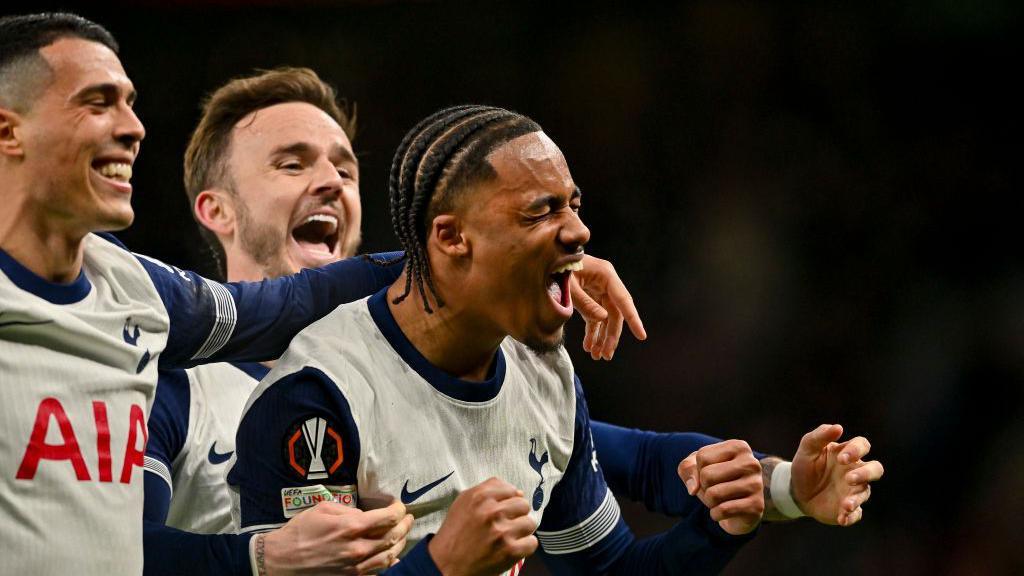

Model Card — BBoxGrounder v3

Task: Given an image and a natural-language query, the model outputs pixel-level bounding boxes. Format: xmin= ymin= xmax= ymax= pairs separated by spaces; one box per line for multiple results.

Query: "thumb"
xmin=796 ymin=423 xmax=844 ymax=460
xmin=677 ymin=452 xmax=700 ymax=496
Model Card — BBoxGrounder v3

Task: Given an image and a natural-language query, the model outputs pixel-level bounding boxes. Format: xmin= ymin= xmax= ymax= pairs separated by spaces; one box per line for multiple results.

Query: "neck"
xmin=0 ymin=190 xmax=87 ymax=283
xmin=386 ymin=271 xmax=504 ymax=382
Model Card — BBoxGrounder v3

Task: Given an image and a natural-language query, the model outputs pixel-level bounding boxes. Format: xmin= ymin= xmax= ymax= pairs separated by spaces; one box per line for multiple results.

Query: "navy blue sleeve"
xmin=380 ymin=537 xmax=442 ymax=576
xmin=536 ymin=377 xmax=754 ymax=575
xmin=143 ymin=369 xmax=190 ymax=524
xmin=135 ymin=252 xmax=404 ymax=369
xmin=228 ymin=366 xmax=361 ymax=531
xmin=593 ymin=421 xmax=718 ymax=517
xmin=593 ymin=421 xmax=768 ymax=517
xmin=143 ymin=520 xmax=252 ymax=576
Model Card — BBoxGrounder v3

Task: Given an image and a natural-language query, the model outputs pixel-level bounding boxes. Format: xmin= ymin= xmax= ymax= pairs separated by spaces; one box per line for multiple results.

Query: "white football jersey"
xmin=0 ymin=234 xmax=171 ymax=576
xmin=229 ymin=290 xmax=622 ymax=574
xmin=1 ymin=235 xmax=400 ymax=575
xmin=145 ymin=362 xmax=266 ymax=534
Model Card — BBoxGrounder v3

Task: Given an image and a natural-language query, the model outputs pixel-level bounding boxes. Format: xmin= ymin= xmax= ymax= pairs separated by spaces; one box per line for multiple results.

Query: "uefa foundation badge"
xmin=281 ymin=485 xmax=358 ymax=518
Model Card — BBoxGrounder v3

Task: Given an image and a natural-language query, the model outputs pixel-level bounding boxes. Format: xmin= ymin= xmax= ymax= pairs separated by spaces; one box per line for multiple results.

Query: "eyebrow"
xmin=271 ymin=142 xmax=358 ymax=166
xmin=72 ymin=82 xmax=137 ymax=105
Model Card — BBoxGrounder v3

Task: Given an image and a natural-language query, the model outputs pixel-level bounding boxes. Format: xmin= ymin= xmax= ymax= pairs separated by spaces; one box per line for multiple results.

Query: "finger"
xmin=846 ymin=460 xmax=884 ymax=485
xmin=697 ymin=455 xmax=761 ymax=489
xmin=842 ymin=486 xmax=872 ymax=513
xmin=606 ymin=281 xmax=646 ymax=341
xmin=839 ymin=506 xmax=863 ymax=526
xmin=695 ymin=439 xmax=753 ymax=469
xmin=474 ymin=477 xmax=521 ymax=500
xmin=506 ymin=534 xmax=540 ymax=559
xmin=570 ymin=276 xmax=608 ymax=324
xmin=702 ymin=474 xmax=763 ymax=508
xmin=836 ymin=436 xmax=871 ymax=465
xmin=677 ymin=453 xmax=700 ymax=495
xmin=494 ymin=494 xmax=532 ymax=520
xmin=582 ymin=318 xmax=599 ymax=353
xmin=349 ymin=500 xmax=407 ymax=533
xmin=585 ymin=321 xmax=604 ymax=359
xmin=597 ymin=307 xmax=624 ymax=360
xmin=796 ymin=424 xmax=844 ymax=460
xmin=711 ymin=494 xmax=765 ymax=521
xmin=354 ymin=530 xmax=408 ymax=574
xmin=503 ymin=512 xmax=539 ymax=539
xmin=591 ymin=316 xmax=610 ymax=360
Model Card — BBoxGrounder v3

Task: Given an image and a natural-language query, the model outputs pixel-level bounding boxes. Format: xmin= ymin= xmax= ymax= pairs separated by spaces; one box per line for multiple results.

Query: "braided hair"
xmin=385 ymin=105 xmax=541 ymax=313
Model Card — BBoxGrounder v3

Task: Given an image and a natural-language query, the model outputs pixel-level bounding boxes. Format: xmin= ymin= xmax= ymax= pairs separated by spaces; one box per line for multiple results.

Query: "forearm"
xmin=592 ymin=421 xmax=721 ymax=516
xmin=607 ymin=509 xmax=755 ymax=576
xmin=143 ymin=520 xmax=252 ymax=576
xmin=206 ymin=253 xmax=403 ymax=364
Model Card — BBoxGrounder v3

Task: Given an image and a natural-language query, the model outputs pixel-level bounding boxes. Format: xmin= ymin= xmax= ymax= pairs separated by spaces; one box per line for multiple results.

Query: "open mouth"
xmin=547 ymin=260 xmax=584 ymax=311
xmin=291 ymin=214 xmax=340 ymax=257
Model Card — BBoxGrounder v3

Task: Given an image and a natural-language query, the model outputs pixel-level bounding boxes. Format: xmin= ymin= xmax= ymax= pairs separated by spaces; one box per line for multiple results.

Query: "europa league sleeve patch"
xmin=282 ymin=415 xmax=344 ymax=481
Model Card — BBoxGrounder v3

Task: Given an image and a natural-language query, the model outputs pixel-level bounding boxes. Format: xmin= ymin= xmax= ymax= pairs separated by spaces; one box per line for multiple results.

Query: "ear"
xmin=429 ymin=214 xmax=469 ymax=258
xmin=194 ymin=189 xmax=236 ymax=238
xmin=0 ymin=107 xmax=24 ymax=158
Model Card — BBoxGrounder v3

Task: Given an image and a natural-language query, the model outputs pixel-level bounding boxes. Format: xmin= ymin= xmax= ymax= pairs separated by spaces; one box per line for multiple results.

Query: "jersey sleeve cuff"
xmin=385 ymin=535 xmax=441 ymax=576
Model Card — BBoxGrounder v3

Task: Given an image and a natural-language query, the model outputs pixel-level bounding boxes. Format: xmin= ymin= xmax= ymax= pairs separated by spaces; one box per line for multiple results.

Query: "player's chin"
xmin=521 ymin=327 xmax=565 ymax=357
xmin=95 ymin=202 xmax=135 ymax=231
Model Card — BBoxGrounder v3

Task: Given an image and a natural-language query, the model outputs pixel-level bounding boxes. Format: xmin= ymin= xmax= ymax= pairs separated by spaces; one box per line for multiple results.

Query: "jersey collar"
xmin=367 ymin=288 xmax=506 ymax=403
xmin=0 ymin=247 xmax=92 ymax=304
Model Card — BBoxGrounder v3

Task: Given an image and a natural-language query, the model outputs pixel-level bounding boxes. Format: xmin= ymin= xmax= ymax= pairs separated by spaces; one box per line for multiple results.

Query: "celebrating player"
xmin=147 ymin=70 xmax=882 ymax=574
xmin=226 ymin=105 xmax=873 ymax=574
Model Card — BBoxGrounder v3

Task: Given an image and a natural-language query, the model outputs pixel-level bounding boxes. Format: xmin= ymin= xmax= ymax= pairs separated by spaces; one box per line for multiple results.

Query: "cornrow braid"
xmin=386 ymin=105 xmax=542 ymax=313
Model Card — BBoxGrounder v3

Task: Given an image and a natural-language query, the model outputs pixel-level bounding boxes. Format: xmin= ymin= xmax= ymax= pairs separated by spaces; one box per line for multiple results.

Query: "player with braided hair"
xmin=230 ymin=105 xmax=767 ymax=575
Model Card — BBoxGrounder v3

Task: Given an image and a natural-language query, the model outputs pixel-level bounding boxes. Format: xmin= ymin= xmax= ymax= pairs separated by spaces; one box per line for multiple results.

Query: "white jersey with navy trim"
xmin=229 ymin=289 xmax=622 ymax=574
xmin=145 ymin=362 xmax=266 ymax=534
xmin=1 ymin=234 xmax=402 ymax=576
xmin=0 ymin=234 xmax=174 ymax=576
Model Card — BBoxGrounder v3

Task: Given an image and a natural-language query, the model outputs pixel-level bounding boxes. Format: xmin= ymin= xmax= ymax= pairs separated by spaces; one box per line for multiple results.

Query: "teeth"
xmin=302 ymin=214 xmax=339 ymax=233
xmin=552 ymin=260 xmax=584 ymax=275
xmin=97 ymin=162 xmax=132 ymax=181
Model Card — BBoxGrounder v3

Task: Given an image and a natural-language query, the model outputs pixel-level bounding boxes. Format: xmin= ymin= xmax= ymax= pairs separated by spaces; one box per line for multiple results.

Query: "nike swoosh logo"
xmin=207 ymin=442 xmax=233 ymax=465
xmin=401 ymin=470 xmax=454 ymax=504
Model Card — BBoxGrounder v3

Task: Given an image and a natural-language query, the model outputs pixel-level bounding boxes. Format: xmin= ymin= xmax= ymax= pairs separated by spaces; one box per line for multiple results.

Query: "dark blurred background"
xmin=10 ymin=1 xmax=1022 ymax=573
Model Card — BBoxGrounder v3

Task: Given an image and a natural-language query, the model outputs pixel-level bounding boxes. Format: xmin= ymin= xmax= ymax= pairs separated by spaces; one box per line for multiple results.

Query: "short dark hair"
xmin=387 ymin=105 xmax=541 ymax=312
xmin=0 ymin=13 xmax=119 ymax=111
xmin=183 ymin=67 xmax=356 ymax=274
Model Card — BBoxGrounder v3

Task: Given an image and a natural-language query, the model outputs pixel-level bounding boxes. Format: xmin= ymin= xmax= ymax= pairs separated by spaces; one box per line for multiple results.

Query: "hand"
xmin=263 ymin=499 xmax=413 ymax=575
xmin=570 ymin=255 xmax=647 ymax=361
xmin=789 ymin=424 xmax=885 ymax=526
xmin=677 ymin=439 xmax=764 ymax=535
xmin=428 ymin=477 xmax=538 ymax=576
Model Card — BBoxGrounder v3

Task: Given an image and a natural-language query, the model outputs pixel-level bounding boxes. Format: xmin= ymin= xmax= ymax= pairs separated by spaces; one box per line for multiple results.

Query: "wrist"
xmin=768 ymin=461 xmax=806 ymax=519
xmin=426 ymin=534 xmax=457 ymax=576
xmin=249 ymin=533 xmax=268 ymax=576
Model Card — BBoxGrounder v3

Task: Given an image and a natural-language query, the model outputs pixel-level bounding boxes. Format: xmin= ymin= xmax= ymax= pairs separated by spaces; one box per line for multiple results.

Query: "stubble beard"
xmin=523 ymin=330 xmax=566 ymax=358
xmin=234 ymin=196 xmax=293 ymax=280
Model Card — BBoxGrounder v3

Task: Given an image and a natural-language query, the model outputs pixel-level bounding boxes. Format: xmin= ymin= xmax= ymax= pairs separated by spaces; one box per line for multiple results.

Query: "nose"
xmin=113 ymin=103 xmax=145 ymax=148
xmin=310 ymin=156 xmax=343 ymax=200
xmin=559 ymin=210 xmax=590 ymax=253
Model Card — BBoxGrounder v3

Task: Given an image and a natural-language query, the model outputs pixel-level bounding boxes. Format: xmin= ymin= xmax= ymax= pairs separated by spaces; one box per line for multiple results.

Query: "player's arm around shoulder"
xmin=230 ymin=365 xmax=412 ymax=576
